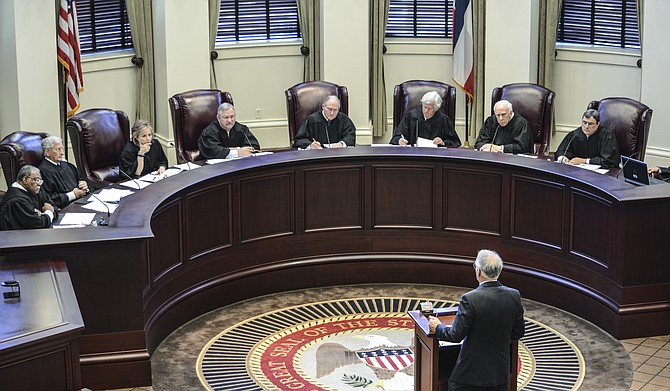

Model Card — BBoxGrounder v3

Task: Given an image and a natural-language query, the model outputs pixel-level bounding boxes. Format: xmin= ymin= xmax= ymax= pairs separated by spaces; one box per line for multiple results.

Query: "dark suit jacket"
xmin=434 ymin=280 xmax=525 ymax=387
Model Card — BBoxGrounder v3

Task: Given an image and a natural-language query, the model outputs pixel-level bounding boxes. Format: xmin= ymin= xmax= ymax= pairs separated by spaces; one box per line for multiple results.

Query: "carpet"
xmin=151 ymin=284 xmax=632 ymax=390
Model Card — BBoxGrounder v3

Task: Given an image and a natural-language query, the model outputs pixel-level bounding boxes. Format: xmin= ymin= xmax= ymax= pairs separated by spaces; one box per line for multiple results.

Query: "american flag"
xmin=57 ymin=0 xmax=84 ymax=117
xmin=452 ymin=0 xmax=474 ymax=100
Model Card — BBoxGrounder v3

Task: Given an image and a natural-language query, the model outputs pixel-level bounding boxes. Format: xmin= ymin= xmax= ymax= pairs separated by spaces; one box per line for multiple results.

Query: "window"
xmin=557 ymin=0 xmax=640 ymax=49
xmin=216 ymin=0 xmax=300 ymax=45
xmin=386 ymin=0 xmax=453 ymax=39
xmin=76 ymin=0 xmax=132 ymax=54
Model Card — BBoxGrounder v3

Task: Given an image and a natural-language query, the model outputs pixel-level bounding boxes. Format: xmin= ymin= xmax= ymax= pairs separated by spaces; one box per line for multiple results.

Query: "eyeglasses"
xmin=324 ymin=106 xmax=339 ymax=112
xmin=28 ymin=177 xmax=43 ymax=185
xmin=581 ymin=120 xmax=598 ymax=127
xmin=49 ymin=146 xmax=65 ymax=152
xmin=220 ymin=115 xmax=236 ymax=120
xmin=473 ymin=263 xmax=478 ymax=270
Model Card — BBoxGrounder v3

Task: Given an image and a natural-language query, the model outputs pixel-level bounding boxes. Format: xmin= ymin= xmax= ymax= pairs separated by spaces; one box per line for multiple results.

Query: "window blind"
xmin=558 ymin=0 xmax=640 ymax=49
xmin=76 ymin=0 xmax=132 ymax=54
xmin=386 ymin=0 xmax=452 ymax=39
xmin=216 ymin=0 xmax=300 ymax=44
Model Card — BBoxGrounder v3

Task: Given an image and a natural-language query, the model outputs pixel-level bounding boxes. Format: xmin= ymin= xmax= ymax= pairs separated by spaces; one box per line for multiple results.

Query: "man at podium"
xmin=429 ymin=250 xmax=525 ymax=391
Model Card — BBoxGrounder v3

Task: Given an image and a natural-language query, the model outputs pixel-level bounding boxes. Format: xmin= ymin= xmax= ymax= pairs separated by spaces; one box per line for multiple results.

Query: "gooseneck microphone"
xmin=490 ymin=125 xmax=501 ymax=152
xmin=242 ymin=130 xmax=256 ymax=154
xmin=616 ymin=152 xmax=639 ymax=178
xmin=325 ymin=120 xmax=332 ymax=148
xmin=557 ymin=133 xmax=578 ymax=163
xmin=415 ymin=118 xmax=420 ymax=147
xmin=119 ymin=168 xmax=141 ymax=189
xmin=89 ymin=192 xmax=110 ymax=226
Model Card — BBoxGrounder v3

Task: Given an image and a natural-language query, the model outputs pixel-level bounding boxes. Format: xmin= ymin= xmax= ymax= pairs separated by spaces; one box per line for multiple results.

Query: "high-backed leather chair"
xmin=169 ymin=89 xmax=235 ymax=163
xmin=393 ymin=80 xmax=457 ymax=131
xmin=66 ymin=108 xmax=130 ymax=189
xmin=586 ymin=97 xmax=653 ymax=160
xmin=0 ymin=131 xmax=50 ymax=188
xmin=285 ymin=81 xmax=348 ymax=146
xmin=491 ymin=83 xmax=555 ymax=155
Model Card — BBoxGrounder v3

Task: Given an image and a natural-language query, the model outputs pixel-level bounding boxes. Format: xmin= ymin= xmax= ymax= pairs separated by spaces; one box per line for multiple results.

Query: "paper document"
xmin=119 ymin=179 xmax=152 ymax=189
xmin=82 ymin=198 xmax=118 ymax=213
xmin=174 ymin=162 xmax=200 ymax=171
xmin=58 ymin=212 xmax=96 ymax=225
xmin=206 ymin=158 xmax=232 ymax=164
xmin=416 ymin=137 xmax=438 ymax=148
xmin=95 ymin=188 xmax=134 ymax=202
xmin=252 ymin=151 xmax=274 ymax=157
xmin=438 ymin=341 xmax=463 ymax=347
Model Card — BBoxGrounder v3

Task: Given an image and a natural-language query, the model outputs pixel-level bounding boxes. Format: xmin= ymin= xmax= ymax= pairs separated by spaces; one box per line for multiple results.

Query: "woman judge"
xmin=120 ymin=119 xmax=168 ymax=178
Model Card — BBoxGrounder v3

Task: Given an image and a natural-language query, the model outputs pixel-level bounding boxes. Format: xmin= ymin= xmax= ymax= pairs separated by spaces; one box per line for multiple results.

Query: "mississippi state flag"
xmin=57 ymin=0 xmax=84 ymax=117
xmin=452 ymin=0 xmax=474 ymax=100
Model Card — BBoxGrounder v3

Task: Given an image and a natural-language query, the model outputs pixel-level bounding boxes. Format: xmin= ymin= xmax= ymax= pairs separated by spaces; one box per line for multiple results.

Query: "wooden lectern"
xmin=408 ymin=309 xmax=518 ymax=391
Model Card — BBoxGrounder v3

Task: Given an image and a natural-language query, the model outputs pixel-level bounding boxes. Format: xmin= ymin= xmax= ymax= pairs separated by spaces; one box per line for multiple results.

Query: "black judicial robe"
xmin=119 ymin=138 xmax=169 ymax=178
xmin=292 ymin=111 xmax=356 ymax=149
xmin=475 ymin=114 xmax=533 ymax=154
xmin=554 ymin=127 xmax=620 ymax=169
xmin=198 ymin=121 xmax=260 ymax=159
xmin=38 ymin=159 xmax=82 ymax=209
xmin=390 ymin=108 xmax=461 ymax=147
xmin=0 ymin=185 xmax=56 ymax=230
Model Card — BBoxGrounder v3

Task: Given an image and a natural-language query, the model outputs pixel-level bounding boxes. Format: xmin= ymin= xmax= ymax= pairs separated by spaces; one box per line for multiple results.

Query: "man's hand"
xmin=481 ymin=143 xmax=502 ymax=153
xmin=42 ymin=203 xmax=55 ymax=213
xmin=433 ymin=137 xmax=444 ymax=146
xmin=238 ymin=146 xmax=254 ymax=157
xmin=569 ymin=157 xmax=587 ymax=165
xmin=309 ymin=139 xmax=323 ymax=149
xmin=428 ymin=316 xmax=441 ymax=333
xmin=73 ymin=187 xmax=87 ymax=198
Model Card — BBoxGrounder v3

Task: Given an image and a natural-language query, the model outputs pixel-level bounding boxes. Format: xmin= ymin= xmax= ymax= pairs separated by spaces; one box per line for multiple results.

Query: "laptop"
xmin=621 ymin=156 xmax=665 ymax=186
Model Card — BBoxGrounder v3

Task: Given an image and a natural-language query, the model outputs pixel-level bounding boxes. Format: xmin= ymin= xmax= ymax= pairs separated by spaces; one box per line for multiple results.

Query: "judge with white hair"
xmin=390 ymin=90 xmax=461 ymax=147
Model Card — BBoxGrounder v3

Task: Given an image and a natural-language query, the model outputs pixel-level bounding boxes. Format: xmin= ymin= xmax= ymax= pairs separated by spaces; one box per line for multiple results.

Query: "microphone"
xmin=242 ymin=129 xmax=257 ymax=155
xmin=557 ymin=134 xmax=577 ymax=164
xmin=119 ymin=168 xmax=142 ymax=189
xmin=489 ymin=125 xmax=500 ymax=152
xmin=415 ymin=118 xmax=420 ymax=147
xmin=89 ymin=192 xmax=110 ymax=226
xmin=325 ymin=120 xmax=332 ymax=148
xmin=616 ymin=152 xmax=639 ymax=178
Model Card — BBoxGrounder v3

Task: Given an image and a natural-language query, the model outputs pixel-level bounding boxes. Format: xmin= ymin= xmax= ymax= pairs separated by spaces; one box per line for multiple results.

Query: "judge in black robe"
xmin=38 ymin=136 xmax=89 ymax=208
xmin=390 ymin=91 xmax=461 ymax=147
xmin=475 ymin=100 xmax=533 ymax=154
xmin=292 ymin=96 xmax=356 ymax=149
xmin=555 ymin=109 xmax=620 ymax=169
xmin=198 ymin=103 xmax=260 ymax=159
xmin=119 ymin=119 xmax=169 ymax=178
xmin=0 ymin=165 xmax=57 ymax=230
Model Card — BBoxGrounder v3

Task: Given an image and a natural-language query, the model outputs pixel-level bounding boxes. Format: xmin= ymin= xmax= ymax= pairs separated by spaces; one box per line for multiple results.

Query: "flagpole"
xmin=464 ymin=95 xmax=470 ymax=148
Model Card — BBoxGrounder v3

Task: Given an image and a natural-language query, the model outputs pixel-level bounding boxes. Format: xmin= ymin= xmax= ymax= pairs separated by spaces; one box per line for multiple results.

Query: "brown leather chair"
xmin=0 ymin=131 xmax=50 ymax=188
xmin=168 ymin=89 xmax=235 ymax=163
xmin=491 ymin=83 xmax=555 ymax=155
xmin=393 ymin=80 xmax=457 ymax=130
xmin=66 ymin=108 xmax=130 ymax=189
xmin=285 ymin=81 xmax=348 ymax=146
xmin=586 ymin=97 xmax=652 ymax=160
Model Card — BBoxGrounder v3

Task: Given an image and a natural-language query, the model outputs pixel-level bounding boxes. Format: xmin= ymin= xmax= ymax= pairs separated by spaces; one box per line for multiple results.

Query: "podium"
xmin=408 ymin=309 xmax=518 ymax=391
